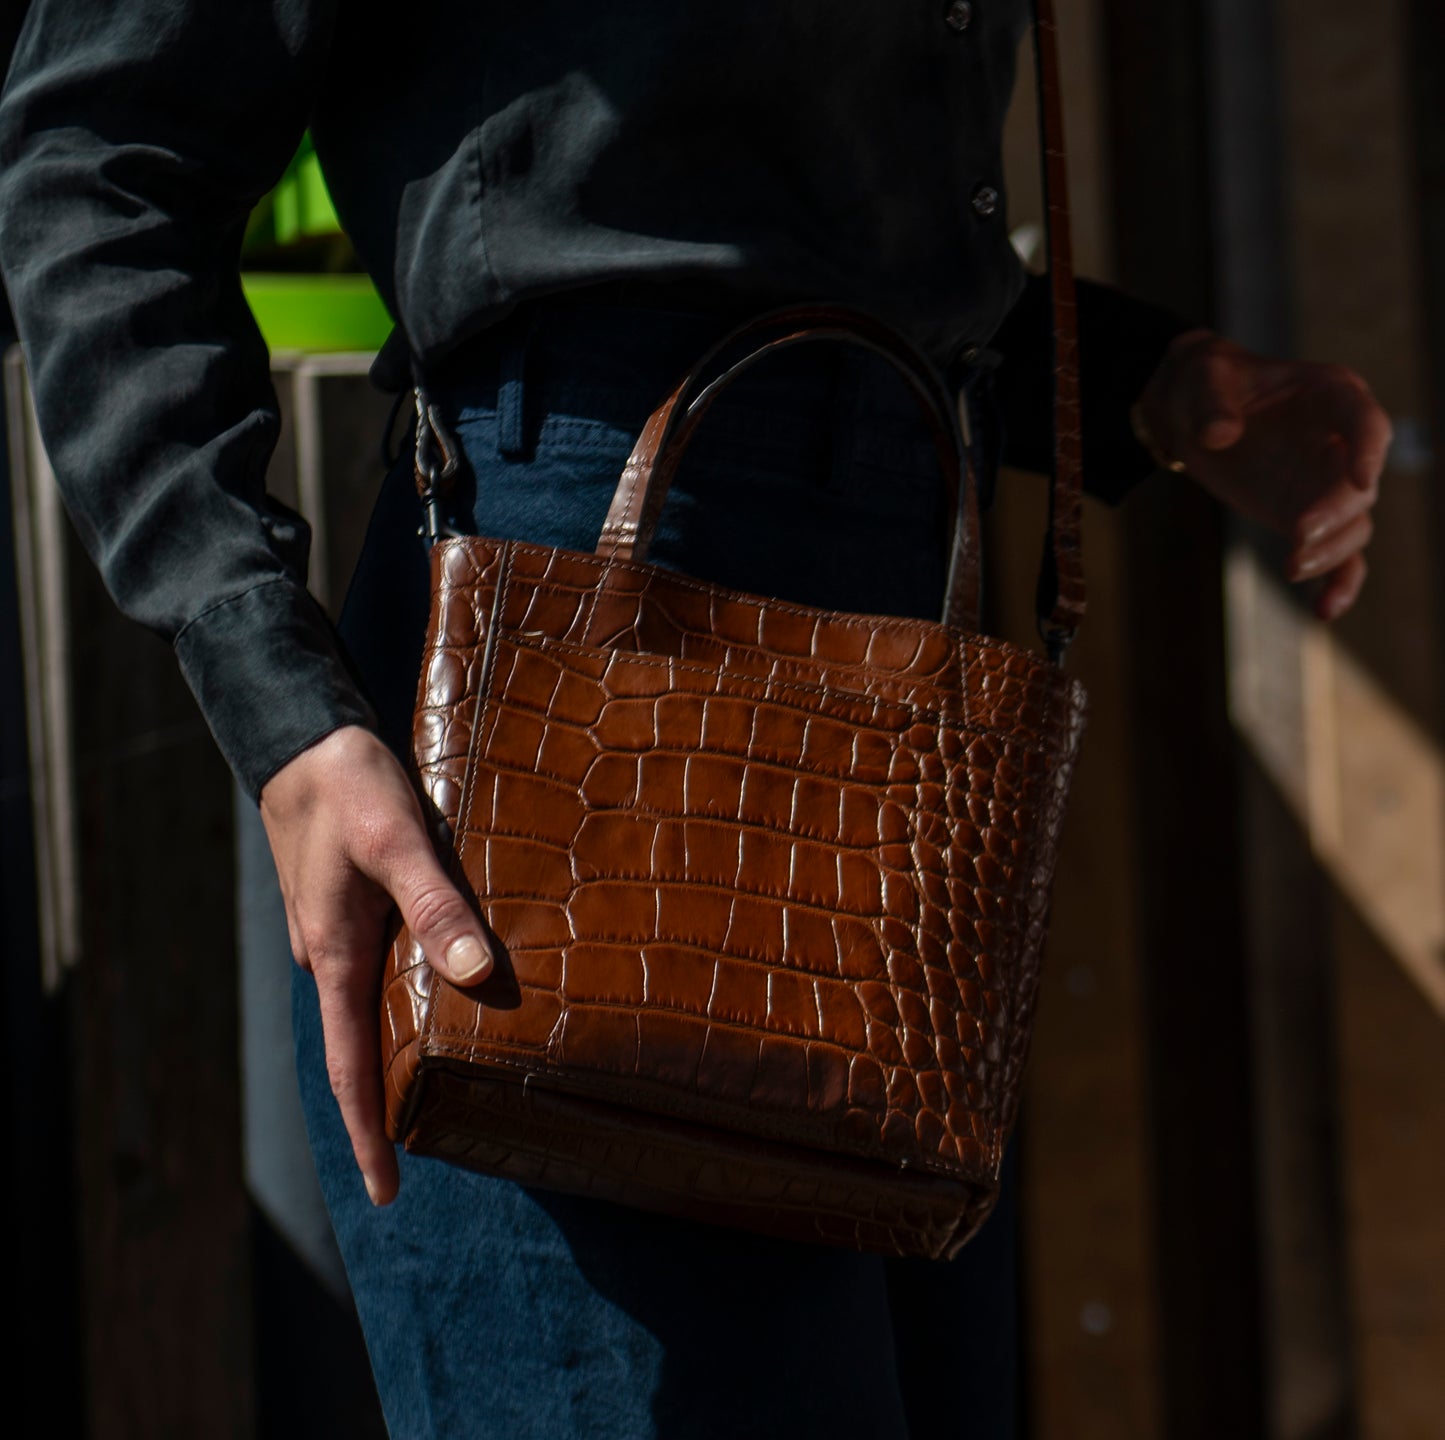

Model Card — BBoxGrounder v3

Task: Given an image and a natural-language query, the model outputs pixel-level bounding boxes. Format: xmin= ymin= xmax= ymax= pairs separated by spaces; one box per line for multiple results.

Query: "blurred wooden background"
xmin=1002 ymin=3 xmax=1445 ymax=1438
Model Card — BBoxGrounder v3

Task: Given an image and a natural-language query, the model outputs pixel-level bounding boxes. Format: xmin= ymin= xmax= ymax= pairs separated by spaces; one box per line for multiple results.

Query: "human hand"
xmin=1133 ymin=329 xmax=1392 ymax=620
xmin=258 ymin=724 xmax=494 ymax=1205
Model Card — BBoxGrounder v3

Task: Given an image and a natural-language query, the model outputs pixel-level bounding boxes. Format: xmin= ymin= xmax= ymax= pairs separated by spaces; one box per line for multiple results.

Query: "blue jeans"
xmin=294 ymin=302 xmax=1019 ymax=1439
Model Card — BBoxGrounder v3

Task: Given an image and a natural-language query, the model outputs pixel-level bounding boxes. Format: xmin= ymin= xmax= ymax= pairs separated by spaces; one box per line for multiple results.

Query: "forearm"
xmin=0 ymin=0 xmax=371 ymax=798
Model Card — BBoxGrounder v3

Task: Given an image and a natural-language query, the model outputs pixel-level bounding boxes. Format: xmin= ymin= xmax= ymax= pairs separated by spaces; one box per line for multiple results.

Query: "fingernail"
xmin=446 ymin=935 xmax=492 ymax=982
xmin=364 ymin=1173 xmax=382 ymax=1207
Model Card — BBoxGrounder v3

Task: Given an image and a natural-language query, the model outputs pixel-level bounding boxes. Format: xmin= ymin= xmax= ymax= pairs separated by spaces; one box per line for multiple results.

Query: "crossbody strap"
xmin=1031 ymin=0 xmax=1085 ymax=659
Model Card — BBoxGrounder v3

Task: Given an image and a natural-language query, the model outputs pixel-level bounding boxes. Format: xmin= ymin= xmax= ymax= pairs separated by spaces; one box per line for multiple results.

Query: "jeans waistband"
xmin=417 ymin=297 xmax=1003 ymax=501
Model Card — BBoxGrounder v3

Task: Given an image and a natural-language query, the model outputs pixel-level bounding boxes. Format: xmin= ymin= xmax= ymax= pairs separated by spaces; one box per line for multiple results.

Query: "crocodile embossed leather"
xmin=381 ymin=0 xmax=1087 ymax=1260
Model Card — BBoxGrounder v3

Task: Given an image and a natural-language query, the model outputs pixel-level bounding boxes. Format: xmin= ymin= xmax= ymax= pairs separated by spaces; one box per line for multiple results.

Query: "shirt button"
xmin=971 ymin=184 xmax=1000 ymax=219
xmin=944 ymin=1 xmax=974 ymax=31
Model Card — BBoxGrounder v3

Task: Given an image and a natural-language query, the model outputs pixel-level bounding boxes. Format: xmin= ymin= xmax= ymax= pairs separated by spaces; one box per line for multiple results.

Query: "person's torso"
xmin=311 ymin=0 xmax=1033 ymax=371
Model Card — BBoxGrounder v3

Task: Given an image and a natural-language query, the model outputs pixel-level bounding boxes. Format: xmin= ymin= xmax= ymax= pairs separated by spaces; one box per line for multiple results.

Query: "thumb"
xmin=380 ymin=828 xmax=495 ymax=985
xmin=1191 ymin=350 xmax=1251 ymax=452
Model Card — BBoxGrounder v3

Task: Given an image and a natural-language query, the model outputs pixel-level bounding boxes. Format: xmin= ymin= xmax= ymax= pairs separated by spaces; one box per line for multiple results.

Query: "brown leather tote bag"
xmin=380 ymin=0 xmax=1087 ymax=1262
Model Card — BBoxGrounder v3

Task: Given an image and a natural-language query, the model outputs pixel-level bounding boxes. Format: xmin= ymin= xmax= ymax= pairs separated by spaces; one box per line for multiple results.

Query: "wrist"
xmin=1131 ymin=328 xmax=1220 ymax=477
xmin=259 ymin=722 xmax=384 ymax=816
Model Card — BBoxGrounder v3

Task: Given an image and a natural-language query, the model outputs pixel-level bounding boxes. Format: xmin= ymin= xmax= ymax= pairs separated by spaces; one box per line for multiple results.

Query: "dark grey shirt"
xmin=0 ymin=1 xmax=1185 ymax=797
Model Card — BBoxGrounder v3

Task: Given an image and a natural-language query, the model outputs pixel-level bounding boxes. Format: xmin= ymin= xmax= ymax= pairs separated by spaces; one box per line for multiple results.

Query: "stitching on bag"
xmin=492 ymin=627 xmax=1071 ymax=764
xmin=474 ymin=532 xmax=1073 ymax=710
xmin=598 ymin=438 xmax=650 ymax=552
xmin=486 ymin=539 xmax=1075 ymax=728
xmin=498 ymin=536 xmax=968 ymax=638
xmin=511 ymin=628 xmax=926 ymax=715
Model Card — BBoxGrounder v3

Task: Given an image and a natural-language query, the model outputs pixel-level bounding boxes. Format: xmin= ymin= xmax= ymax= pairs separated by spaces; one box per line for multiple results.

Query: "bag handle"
xmin=1031 ymin=0 xmax=1084 ymax=658
xmin=595 ymin=303 xmax=982 ymax=631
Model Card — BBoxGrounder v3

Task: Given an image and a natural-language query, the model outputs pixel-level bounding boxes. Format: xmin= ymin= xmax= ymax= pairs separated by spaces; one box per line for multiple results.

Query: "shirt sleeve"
xmin=990 ymin=271 xmax=1197 ymax=504
xmin=0 ymin=0 xmax=375 ymax=802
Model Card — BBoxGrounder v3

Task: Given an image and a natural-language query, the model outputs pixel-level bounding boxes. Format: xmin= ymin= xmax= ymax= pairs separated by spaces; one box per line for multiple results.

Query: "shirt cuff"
xmin=989 ymin=274 xmax=1198 ymax=505
xmin=174 ymin=578 xmax=378 ymax=802
xmin=1076 ymin=280 xmax=1197 ymax=504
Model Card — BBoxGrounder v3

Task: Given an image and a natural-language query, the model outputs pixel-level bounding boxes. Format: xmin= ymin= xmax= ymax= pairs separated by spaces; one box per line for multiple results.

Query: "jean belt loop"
xmin=496 ymin=310 xmax=535 ymax=459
